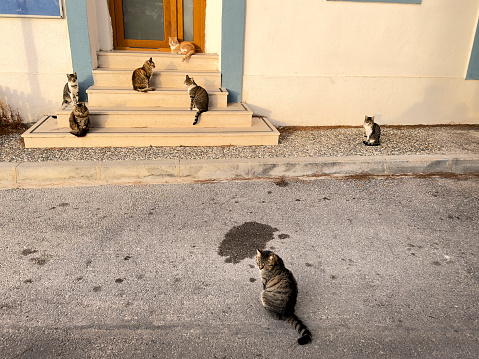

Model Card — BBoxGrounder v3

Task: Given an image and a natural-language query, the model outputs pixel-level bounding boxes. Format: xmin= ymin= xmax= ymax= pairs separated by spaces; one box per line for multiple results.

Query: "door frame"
xmin=109 ymin=0 xmax=205 ymax=52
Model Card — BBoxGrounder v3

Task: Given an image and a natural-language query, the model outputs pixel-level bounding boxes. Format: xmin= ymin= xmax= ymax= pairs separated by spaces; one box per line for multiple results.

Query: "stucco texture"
xmin=0 ymin=17 xmax=72 ymax=122
xmin=243 ymin=0 xmax=479 ymax=126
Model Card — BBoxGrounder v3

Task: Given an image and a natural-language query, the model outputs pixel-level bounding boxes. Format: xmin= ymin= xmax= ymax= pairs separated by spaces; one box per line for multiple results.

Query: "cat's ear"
xmin=371 ymin=116 xmax=375 ymax=120
xmin=365 ymin=115 xmax=368 ymax=120
xmin=256 ymin=249 xmax=262 ymax=256
xmin=149 ymin=57 xmax=152 ymax=62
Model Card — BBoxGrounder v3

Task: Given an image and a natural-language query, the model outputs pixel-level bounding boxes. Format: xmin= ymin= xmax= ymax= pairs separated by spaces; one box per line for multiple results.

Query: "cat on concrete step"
xmin=62 ymin=73 xmax=79 ymax=105
xmin=169 ymin=36 xmax=196 ymax=62
xmin=132 ymin=58 xmax=156 ymax=92
xmin=69 ymin=102 xmax=90 ymax=137
xmin=184 ymin=75 xmax=208 ymax=126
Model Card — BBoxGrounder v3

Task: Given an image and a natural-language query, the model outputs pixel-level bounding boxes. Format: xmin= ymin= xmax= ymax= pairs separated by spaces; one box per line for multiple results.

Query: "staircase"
xmin=22 ymin=51 xmax=279 ymax=148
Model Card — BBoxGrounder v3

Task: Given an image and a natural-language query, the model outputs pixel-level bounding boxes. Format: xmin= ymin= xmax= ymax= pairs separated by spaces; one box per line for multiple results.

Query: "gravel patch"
xmin=1 ymin=125 xmax=478 ymax=163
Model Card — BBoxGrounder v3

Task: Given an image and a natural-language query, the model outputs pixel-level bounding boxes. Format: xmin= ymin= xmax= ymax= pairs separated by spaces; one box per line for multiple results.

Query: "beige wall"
xmin=0 ymin=16 xmax=72 ymax=122
xmin=93 ymin=0 xmax=113 ymax=52
xmin=5 ymin=0 xmax=477 ymax=127
xmin=243 ymin=0 xmax=479 ymax=126
xmin=205 ymin=0 xmax=222 ymax=55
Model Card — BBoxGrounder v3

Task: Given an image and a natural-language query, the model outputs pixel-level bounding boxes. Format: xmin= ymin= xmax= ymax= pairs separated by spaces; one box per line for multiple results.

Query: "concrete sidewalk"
xmin=1 ymin=153 xmax=479 ymax=188
xmin=1 ymin=125 xmax=479 ymax=188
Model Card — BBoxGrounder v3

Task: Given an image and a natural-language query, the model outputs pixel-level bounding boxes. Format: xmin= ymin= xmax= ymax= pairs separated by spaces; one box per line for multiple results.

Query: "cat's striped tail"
xmin=193 ymin=110 xmax=205 ymax=125
xmin=285 ymin=314 xmax=312 ymax=345
xmin=183 ymin=50 xmax=195 ymax=62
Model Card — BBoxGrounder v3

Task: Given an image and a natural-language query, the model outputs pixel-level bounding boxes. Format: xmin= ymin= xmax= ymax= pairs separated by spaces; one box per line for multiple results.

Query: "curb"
xmin=1 ymin=154 xmax=478 ymax=189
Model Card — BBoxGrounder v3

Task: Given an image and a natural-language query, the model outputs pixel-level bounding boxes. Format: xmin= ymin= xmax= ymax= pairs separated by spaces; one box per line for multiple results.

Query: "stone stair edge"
xmin=56 ymin=103 xmax=252 ymax=114
xmin=86 ymin=86 xmax=228 ymax=93
xmin=93 ymin=68 xmax=220 ymax=74
xmin=21 ymin=116 xmax=275 ymax=137
xmin=97 ymin=50 xmax=219 ymax=58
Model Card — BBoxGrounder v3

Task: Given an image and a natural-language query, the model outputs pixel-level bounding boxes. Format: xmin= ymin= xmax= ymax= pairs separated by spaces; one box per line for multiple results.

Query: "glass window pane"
xmin=183 ymin=0 xmax=194 ymax=41
xmin=122 ymin=0 xmax=164 ymax=41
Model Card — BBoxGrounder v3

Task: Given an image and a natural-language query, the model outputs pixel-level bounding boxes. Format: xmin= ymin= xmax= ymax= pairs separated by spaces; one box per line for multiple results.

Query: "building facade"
xmin=1 ymin=0 xmax=479 ymax=126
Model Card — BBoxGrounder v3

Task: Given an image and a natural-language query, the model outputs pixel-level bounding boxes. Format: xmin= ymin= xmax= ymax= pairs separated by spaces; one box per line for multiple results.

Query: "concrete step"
xmin=22 ymin=116 xmax=279 ymax=148
xmin=56 ymin=103 xmax=253 ymax=128
xmin=93 ymin=69 xmax=221 ymax=88
xmin=86 ymin=86 xmax=228 ymax=108
xmin=97 ymin=51 xmax=219 ymax=71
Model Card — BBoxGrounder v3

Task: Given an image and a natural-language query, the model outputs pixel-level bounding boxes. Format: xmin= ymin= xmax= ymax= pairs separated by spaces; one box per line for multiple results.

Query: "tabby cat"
xmin=256 ymin=249 xmax=312 ymax=345
xmin=169 ymin=36 xmax=196 ymax=62
xmin=62 ymin=73 xmax=79 ymax=105
xmin=69 ymin=102 xmax=90 ymax=137
xmin=132 ymin=58 xmax=156 ymax=92
xmin=363 ymin=115 xmax=381 ymax=146
xmin=184 ymin=75 xmax=208 ymax=125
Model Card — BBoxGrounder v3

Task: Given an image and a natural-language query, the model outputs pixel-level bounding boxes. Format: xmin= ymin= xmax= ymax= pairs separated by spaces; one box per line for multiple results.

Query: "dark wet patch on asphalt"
xmin=218 ymin=222 xmax=278 ymax=264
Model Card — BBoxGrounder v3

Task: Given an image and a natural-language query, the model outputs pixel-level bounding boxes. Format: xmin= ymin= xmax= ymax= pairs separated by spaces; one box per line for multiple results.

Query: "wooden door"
xmin=109 ymin=0 xmax=205 ymax=51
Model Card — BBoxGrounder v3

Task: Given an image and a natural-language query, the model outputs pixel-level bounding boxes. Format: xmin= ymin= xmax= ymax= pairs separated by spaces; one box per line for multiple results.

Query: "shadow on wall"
xmin=22 ymin=14 xmax=40 ymax=105
xmin=390 ymin=84 xmax=479 ymax=125
xmin=0 ymin=20 xmax=60 ymax=123
xmin=0 ymin=86 xmax=55 ymax=123
xmin=244 ymin=104 xmax=274 ymax=124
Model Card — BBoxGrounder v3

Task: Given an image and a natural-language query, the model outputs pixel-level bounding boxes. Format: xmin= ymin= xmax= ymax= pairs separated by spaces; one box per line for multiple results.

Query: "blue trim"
xmin=327 ymin=0 xmax=421 ymax=3
xmin=221 ymin=0 xmax=245 ymax=103
xmin=466 ymin=20 xmax=479 ymax=80
xmin=64 ymin=0 xmax=94 ymax=102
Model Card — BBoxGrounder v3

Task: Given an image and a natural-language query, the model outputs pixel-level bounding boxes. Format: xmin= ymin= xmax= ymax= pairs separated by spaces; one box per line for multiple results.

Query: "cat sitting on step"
xmin=363 ymin=115 xmax=381 ymax=146
xmin=132 ymin=58 xmax=156 ymax=92
xmin=184 ymin=75 xmax=208 ymax=125
xmin=169 ymin=36 xmax=196 ymax=62
xmin=256 ymin=250 xmax=312 ymax=346
xmin=69 ymin=103 xmax=90 ymax=137
xmin=62 ymin=73 xmax=79 ymax=105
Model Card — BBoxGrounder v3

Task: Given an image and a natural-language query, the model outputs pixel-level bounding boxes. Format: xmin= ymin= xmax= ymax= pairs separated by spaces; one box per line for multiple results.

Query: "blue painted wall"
xmin=64 ymin=0 xmax=94 ymax=102
xmin=467 ymin=20 xmax=479 ymax=80
xmin=221 ymin=0 xmax=245 ymax=103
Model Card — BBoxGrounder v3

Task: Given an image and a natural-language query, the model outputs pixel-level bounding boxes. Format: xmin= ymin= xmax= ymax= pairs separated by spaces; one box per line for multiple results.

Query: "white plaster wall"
xmin=205 ymin=0 xmax=222 ymax=55
xmin=243 ymin=0 xmax=479 ymax=126
xmin=0 ymin=16 xmax=72 ymax=123
xmin=86 ymin=0 xmax=99 ymax=69
xmin=94 ymin=0 xmax=113 ymax=52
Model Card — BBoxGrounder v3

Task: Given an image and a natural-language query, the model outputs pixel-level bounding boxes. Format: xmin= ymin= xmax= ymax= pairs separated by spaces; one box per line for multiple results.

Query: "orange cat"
xmin=169 ymin=36 xmax=196 ymax=62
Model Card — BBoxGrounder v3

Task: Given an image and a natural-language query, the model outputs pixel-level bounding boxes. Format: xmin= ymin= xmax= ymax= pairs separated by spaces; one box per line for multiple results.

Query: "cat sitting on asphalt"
xmin=256 ymin=249 xmax=312 ymax=345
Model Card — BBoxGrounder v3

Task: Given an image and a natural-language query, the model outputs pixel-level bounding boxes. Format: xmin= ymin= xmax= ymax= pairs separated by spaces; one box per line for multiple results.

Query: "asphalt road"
xmin=0 ymin=176 xmax=478 ymax=358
